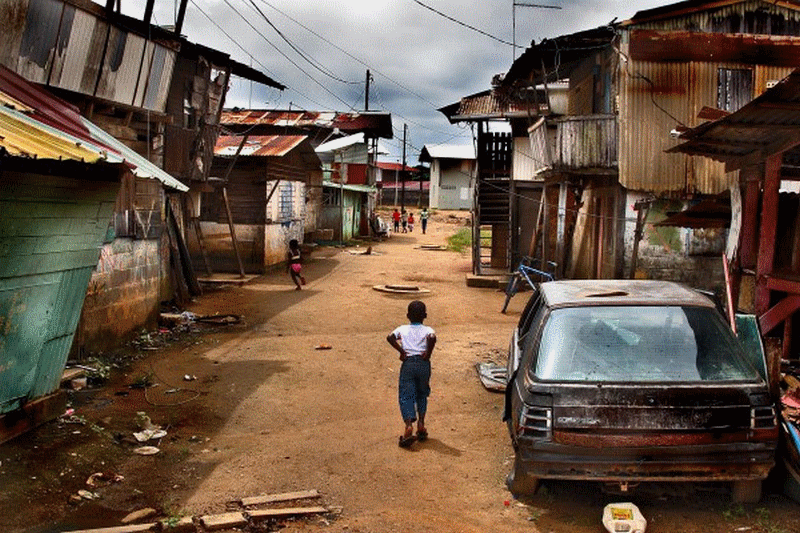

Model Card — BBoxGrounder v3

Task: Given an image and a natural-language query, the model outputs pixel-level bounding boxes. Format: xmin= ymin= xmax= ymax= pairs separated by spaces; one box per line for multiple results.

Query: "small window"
xmin=279 ymin=182 xmax=293 ymax=220
xmin=718 ymin=69 xmax=753 ymax=113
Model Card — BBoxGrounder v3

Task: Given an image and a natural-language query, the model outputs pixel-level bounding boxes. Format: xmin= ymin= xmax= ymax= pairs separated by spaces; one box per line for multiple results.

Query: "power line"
xmin=245 ymin=0 xmax=361 ymax=85
xmin=412 ymin=0 xmax=516 ymax=47
xmin=188 ymin=0 xmax=327 ymax=110
xmin=256 ymin=0 xmax=441 ymax=110
xmin=218 ymin=0 xmax=356 ymax=111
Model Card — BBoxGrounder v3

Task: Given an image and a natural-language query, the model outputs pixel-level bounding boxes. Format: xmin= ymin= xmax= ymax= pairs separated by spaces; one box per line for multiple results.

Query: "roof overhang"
xmin=668 ymin=68 xmax=800 ymax=172
xmin=502 ymin=24 xmax=618 ymax=88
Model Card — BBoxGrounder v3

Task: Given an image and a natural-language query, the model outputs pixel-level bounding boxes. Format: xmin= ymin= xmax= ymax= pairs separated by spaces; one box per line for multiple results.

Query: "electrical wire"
xmin=245 ymin=0 xmax=361 ymax=85
xmin=219 ymin=0 xmax=356 ymax=111
xmin=188 ymin=0 xmax=328 ymax=110
xmin=255 ymin=0 xmax=441 ymax=109
xmin=412 ymin=0 xmax=517 ymax=47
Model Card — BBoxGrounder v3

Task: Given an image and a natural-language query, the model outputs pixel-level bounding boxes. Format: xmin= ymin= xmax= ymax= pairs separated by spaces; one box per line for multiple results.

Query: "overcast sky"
xmin=98 ymin=0 xmax=671 ymax=164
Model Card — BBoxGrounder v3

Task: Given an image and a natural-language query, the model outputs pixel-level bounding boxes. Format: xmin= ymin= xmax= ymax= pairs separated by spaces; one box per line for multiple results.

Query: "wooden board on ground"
xmin=68 ymin=524 xmax=157 ymax=533
xmin=200 ymin=512 xmax=247 ymax=531
xmin=247 ymin=507 xmax=328 ymax=520
xmin=241 ymin=489 xmax=320 ymax=507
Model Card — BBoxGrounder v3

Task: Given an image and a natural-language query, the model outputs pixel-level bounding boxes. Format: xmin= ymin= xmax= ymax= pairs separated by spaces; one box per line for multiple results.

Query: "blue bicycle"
xmin=501 ymin=257 xmax=557 ymax=313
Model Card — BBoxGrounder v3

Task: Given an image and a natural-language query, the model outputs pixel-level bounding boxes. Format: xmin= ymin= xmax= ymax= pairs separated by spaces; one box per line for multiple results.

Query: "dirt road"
xmin=3 ymin=213 xmax=800 ymax=533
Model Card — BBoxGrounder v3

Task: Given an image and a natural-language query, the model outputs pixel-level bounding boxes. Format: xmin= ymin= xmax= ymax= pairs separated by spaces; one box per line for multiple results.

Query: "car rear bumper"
xmin=513 ymin=439 xmax=776 ymax=482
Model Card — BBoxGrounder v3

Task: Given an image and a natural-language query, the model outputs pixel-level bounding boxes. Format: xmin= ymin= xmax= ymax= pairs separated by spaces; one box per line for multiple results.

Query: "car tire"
xmin=506 ymin=457 xmax=539 ymax=496
xmin=731 ymin=480 xmax=762 ymax=503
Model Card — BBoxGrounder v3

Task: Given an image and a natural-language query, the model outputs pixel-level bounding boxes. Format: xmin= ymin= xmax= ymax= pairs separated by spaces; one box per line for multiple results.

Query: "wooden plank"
xmin=0 ymin=391 xmax=66 ymax=444
xmin=247 ymin=507 xmax=328 ymax=520
xmin=241 ymin=489 xmax=320 ymax=507
xmin=756 ymin=153 xmax=782 ymax=315
xmin=200 ymin=512 xmax=247 ymax=531
xmin=759 ymin=295 xmax=800 ymax=335
xmin=68 ymin=524 xmax=157 ymax=533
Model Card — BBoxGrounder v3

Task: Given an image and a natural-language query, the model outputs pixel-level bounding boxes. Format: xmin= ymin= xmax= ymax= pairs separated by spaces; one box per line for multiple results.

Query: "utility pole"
xmin=364 ymin=70 xmax=370 ymax=111
xmin=401 ymin=124 xmax=407 ymax=211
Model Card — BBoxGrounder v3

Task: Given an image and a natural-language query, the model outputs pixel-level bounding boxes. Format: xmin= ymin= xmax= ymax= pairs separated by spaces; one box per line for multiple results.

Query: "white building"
xmin=420 ymin=144 xmax=477 ymax=210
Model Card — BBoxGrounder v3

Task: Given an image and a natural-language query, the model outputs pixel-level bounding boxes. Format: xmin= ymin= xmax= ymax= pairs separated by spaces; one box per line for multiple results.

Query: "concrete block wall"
xmin=623 ymin=191 xmax=727 ymax=293
xmin=73 ymin=238 xmax=163 ymax=355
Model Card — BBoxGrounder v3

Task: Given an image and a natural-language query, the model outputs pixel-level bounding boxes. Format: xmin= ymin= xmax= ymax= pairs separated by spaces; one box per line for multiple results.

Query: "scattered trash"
xmin=133 ymin=428 xmax=167 ymax=442
xmin=133 ymin=446 xmax=160 ymax=455
xmin=475 ymin=362 xmax=507 ymax=392
xmin=68 ymin=494 xmax=83 ymax=505
xmin=86 ymin=472 xmax=124 ymax=488
xmin=602 ymin=502 xmax=647 ymax=533
xmin=121 ymin=508 xmax=157 ymax=524
xmin=70 ymin=377 xmax=88 ymax=390
xmin=77 ymin=489 xmax=99 ymax=500
xmin=196 ymin=314 xmax=241 ymax=326
xmin=315 ymin=344 xmax=333 ymax=350
xmin=165 ymin=388 xmax=181 ymax=394
xmin=183 ymin=374 xmax=197 ymax=381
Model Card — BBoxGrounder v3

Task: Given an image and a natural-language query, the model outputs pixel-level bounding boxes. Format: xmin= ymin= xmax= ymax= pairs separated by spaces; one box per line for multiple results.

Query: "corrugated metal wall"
xmin=634 ymin=1 xmax=800 ymax=34
xmin=619 ymin=51 xmax=794 ymax=193
xmin=3 ymin=0 xmax=175 ymax=112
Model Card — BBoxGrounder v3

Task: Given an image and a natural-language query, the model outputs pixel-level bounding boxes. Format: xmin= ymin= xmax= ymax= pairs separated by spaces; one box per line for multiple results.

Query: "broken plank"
xmin=68 ymin=524 xmax=157 ymax=533
xmin=61 ymin=367 xmax=86 ymax=384
xmin=200 ymin=512 xmax=247 ymax=531
xmin=247 ymin=506 xmax=328 ymax=520
xmin=241 ymin=489 xmax=320 ymax=507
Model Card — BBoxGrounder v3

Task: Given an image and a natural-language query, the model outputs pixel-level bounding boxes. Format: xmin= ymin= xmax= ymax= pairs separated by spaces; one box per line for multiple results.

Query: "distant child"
xmin=392 ymin=208 xmax=401 ymax=233
xmin=386 ymin=300 xmax=436 ymax=448
xmin=401 ymin=209 xmax=408 ymax=233
xmin=420 ymin=207 xmax=429 ymax=234
xmin=287 ymin=239 xmax=306 ymax=290
xmin=407 ymin=212 xmax=414 ymax=232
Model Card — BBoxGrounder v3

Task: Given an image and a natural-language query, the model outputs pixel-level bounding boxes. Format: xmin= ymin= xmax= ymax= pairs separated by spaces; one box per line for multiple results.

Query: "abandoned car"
xmin=504 ymin=280 xmax=778 ymax=503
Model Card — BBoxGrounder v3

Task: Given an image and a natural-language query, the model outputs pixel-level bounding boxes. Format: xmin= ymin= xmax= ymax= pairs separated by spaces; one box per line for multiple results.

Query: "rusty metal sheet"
xmin=214 ymin=135 xmax=309 ymax=157
xmin=540 ymin=279 xmax=714 ymax=308
xmin=219 ymin=110 xmax=393 ymax=138
xmin=630 ymin=30 xmax=800 ymax=66
xmin=95 ymin=26 xmax=145 ymax=105
xmin=628 ymin=0 xmax=800 ymax=35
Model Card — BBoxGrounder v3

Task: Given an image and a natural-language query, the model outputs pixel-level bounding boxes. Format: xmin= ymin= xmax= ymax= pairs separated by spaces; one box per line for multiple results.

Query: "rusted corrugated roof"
xmin=220 ymin=109 xmax=394 ymax=139
xmin=439 ymin=89 xmax=548 ymax=123
xmin=0 ymin=66 xmax=188 ymax=191
xmin=214 ymin=135 xmax=309 ymax=157
xmin=668 ymin=68 xmax=800 ymax=172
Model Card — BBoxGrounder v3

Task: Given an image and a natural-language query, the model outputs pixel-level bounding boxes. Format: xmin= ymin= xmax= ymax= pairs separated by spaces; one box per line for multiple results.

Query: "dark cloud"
xmin=110 ymin=0 xmax=670 ymax=163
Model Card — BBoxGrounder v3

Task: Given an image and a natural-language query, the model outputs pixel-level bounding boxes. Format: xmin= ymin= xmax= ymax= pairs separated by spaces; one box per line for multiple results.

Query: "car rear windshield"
xmin=533 ymin=305 xmax=760 ymax=382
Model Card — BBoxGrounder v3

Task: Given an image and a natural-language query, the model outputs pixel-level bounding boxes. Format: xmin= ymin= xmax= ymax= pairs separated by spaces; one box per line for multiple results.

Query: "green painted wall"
xmin=0 ymin=170 xmax=119 ymax=414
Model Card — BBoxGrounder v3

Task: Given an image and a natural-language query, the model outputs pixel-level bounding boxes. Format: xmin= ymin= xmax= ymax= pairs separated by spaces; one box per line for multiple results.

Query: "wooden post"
xmin=186 ymin=196 xmax=212 ymax=276
xmin=221 ymin=136 xmax=248 ymax=278
xmin=629 ymin=199 xmax=650 ymax=279
xmin=755 ymin=153 xmax=781 ymax=315
xmin=223 ymin=187 xmax=246 ymax=278
xmin=556 ymin=182 xmax=567 ymax=277
xmin=740 ymin=166 xmax=761 ymax=269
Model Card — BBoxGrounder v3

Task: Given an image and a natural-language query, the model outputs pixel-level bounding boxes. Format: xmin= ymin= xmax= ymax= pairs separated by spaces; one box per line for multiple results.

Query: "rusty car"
xmin=504 ymin=280 xmax=778 ymax=503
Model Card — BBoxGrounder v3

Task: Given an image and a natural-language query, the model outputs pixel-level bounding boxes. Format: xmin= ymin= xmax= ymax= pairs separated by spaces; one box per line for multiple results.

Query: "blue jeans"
xmin=398 ymin=357 xmax=431 ymax=422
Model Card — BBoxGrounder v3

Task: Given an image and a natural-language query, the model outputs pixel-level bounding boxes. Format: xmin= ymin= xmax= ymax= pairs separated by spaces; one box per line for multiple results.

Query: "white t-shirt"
xmin=391 ymin=323 xmax=435 ymax=356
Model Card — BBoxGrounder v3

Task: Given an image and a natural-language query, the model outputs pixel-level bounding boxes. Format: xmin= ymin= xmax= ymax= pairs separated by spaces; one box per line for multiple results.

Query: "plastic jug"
xmin=602 ymin=502 xmax=647 ymax=533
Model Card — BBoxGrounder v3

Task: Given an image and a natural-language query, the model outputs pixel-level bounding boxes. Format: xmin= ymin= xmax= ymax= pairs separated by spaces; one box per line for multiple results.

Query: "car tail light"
xmin=751 ymin=406 xmax=776 ymax=429
xmin=518 ymin=404 xmax=552 ymax=440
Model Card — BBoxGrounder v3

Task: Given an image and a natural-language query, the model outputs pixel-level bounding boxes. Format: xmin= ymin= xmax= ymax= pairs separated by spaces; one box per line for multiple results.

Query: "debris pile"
xmin=64 ymin=489 xmax=332 ymax=533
